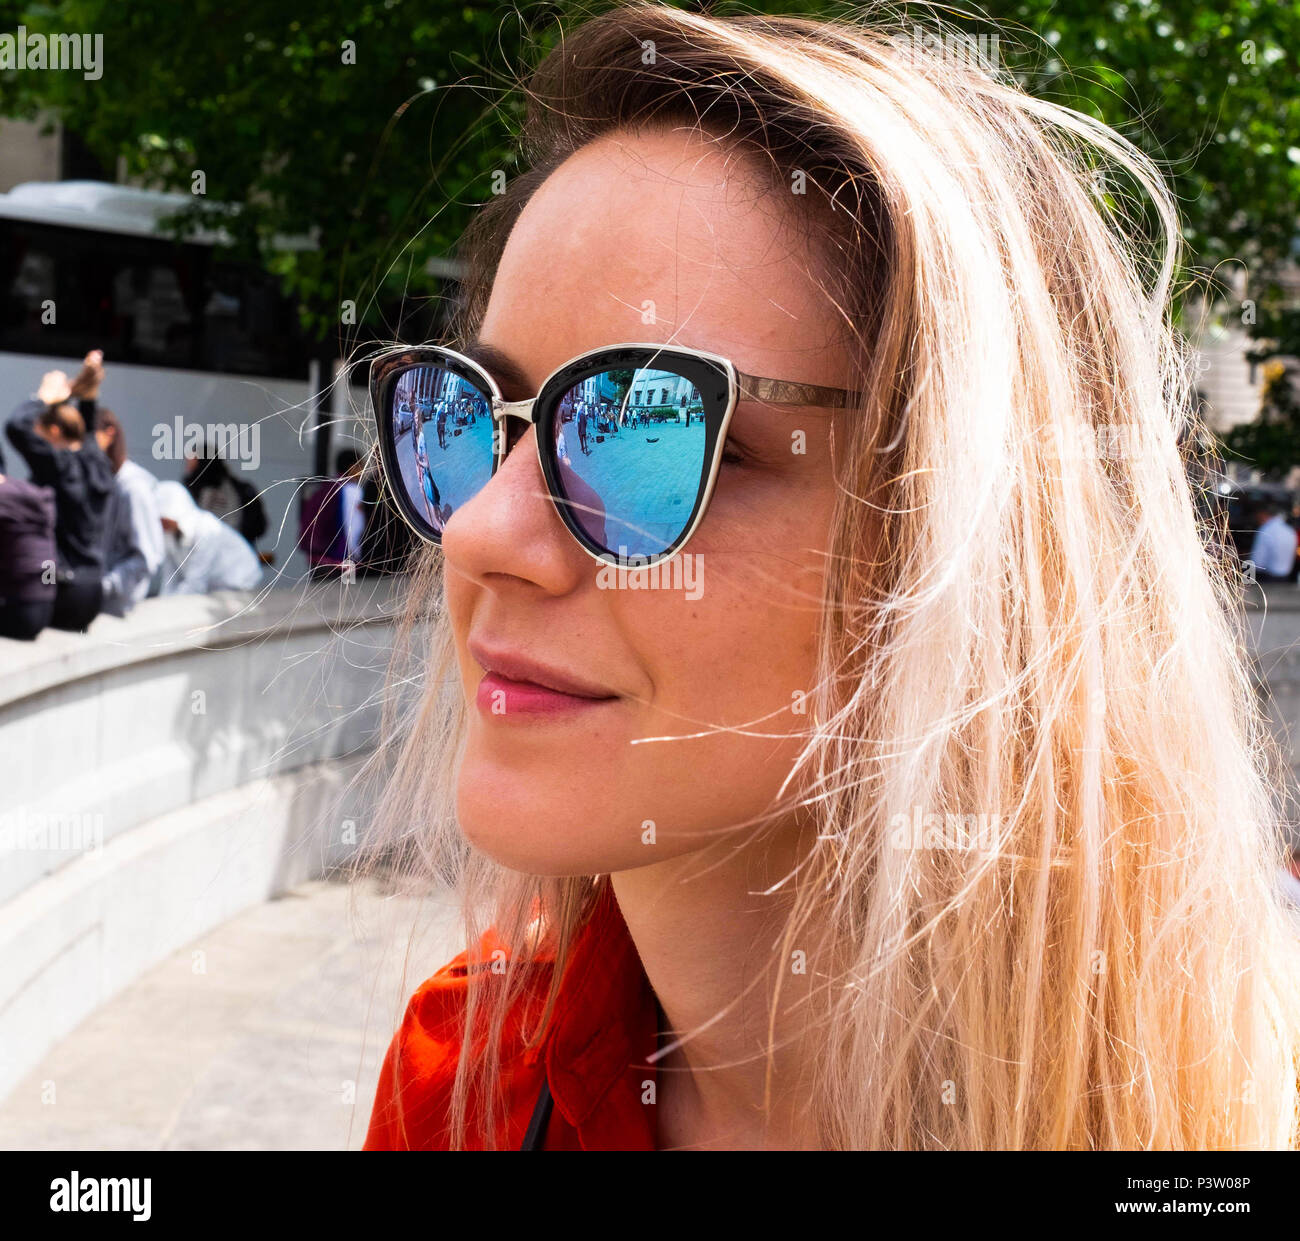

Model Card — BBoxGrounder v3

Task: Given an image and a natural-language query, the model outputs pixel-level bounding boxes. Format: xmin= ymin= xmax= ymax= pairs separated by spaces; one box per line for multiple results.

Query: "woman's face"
xmin=443 ymin=126 xmax=852 ymax=876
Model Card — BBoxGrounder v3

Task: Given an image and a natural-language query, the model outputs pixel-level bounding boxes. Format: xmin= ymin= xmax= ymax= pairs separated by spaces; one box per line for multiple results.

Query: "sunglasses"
xmin=370 ymin=341 xmax=858 ymax=566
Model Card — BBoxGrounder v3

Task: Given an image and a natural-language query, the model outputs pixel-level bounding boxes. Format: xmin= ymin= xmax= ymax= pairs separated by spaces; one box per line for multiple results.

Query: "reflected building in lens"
xmin=394 ymin=364 xmax=487 ymax=425
xmin=630 ymin=370 xmax=698 ymax=423
xmin=565 ymin=367 xmax=703 ymax=428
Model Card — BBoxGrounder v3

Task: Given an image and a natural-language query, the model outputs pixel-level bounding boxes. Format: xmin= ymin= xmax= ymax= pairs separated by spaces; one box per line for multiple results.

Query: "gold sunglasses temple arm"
xmin=733 ymin=369 xmax=859 ymax=408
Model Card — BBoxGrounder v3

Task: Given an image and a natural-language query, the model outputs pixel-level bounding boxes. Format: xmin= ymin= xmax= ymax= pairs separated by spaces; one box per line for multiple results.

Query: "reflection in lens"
xmin=552 ymin=365 xmax=707 ymax=558
xmin=390 ymin=365 xmax=494 ymax=535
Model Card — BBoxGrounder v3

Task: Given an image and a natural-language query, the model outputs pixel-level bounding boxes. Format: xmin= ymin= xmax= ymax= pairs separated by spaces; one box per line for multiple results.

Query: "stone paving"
xmin=0 ymin=874 xmax=462 ymax=1150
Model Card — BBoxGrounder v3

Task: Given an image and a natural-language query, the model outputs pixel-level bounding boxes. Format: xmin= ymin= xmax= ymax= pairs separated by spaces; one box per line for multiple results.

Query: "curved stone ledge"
xmin=0 ymin=580 xmax=411 ymax=907
xmin=0 ymin=580 xmax=415 ymax=1102
xmin=0 ymin=579 xmax=409 ymax=711
xmin=0 ymin=754 xmax=376 ymax=1100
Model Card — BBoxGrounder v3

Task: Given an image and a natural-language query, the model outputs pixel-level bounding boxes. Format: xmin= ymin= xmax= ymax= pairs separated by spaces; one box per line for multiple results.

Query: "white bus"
xmin=0 ymin=180 xmax=348 ymax=579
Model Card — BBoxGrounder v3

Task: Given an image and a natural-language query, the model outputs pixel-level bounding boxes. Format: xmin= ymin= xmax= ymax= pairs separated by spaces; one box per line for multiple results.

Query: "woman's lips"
xmin=468 ymin=639 xmax=621 ymax=718
xmin=475 ymin=671 xmax=618 ymax=717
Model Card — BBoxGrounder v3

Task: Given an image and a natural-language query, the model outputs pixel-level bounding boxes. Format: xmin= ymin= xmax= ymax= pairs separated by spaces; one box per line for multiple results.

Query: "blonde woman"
xmin=360 ymin=2 xmax=1300 ymax=1150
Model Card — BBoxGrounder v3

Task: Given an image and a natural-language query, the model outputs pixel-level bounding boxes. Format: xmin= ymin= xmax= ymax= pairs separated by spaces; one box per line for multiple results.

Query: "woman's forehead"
xmin=480 ymin=130 xmax=849 ymax=393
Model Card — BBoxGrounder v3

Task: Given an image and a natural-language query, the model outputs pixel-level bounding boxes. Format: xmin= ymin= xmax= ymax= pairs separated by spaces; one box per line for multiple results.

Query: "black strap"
xmin=519 ymin=1077 xmax=554 ymax=1151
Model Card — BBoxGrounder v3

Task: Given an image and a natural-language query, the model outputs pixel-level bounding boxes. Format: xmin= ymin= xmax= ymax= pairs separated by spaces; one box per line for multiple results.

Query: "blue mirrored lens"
xmin=551 ymin=365 xmax=707 ymax=558
xmin=390 ymin=365 xmax=494 ymax=536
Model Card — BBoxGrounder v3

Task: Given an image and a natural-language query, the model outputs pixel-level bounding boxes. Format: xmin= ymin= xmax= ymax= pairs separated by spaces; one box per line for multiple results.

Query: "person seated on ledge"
xmin=5 ymin=365 xmax=115 ymax=632
xmin=0 ymin=448 xmax=57 ymax=641
xmin=154 ymin=481 xmax=264 ymax=596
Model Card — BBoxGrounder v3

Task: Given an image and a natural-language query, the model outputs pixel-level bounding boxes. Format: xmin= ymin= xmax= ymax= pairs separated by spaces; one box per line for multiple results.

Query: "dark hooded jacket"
xmin=0 ymin=472 xmax=57 ymax=604
xmin=5 ymin=399 xmax=115 ymax=573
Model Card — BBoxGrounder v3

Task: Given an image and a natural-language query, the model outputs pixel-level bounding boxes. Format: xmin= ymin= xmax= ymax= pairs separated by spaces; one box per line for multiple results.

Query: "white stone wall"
xmin=0 ymin=580 xmax=417 ymax=1100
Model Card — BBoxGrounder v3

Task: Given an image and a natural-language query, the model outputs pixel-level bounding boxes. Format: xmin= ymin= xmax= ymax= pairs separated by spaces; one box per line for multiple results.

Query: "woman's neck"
xmin=610 ymin=822 xmax=822 ymax=1151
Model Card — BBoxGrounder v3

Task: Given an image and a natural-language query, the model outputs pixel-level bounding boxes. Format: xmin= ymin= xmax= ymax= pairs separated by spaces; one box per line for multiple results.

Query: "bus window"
xmin=0 ymin=217 xmax=309 ymax=379
xmin=200 ymin=261 xmax=309 ymax=377
xmin=111 ymin=262 xmax=194 ymax=364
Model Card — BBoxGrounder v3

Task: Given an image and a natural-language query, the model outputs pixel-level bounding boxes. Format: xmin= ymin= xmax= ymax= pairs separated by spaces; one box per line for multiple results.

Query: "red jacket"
xmin=363 ymin=882 xmax=659 ymax=1150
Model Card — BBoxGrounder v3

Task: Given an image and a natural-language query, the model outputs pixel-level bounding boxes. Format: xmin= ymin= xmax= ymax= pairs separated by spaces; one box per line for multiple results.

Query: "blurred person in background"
xmin=183 ymin=443 xmax=268 ymax=549
xmin=61 ymin=351 xmax=154 ymax=618
xmin=1286 ymin=499 xmax=1300 ymax=584
xmin=1250 ymin=498 xmax=1298 ymax=583
xmin=4 ymin=366 xmax=114 ymax=631
xmin=94 ymin=408 xmax=165 ymax=615
xmin=337 ymin=448 xmax=367 ymax=563
xmin=0 ymin=441 xmax=57 ymax=641
xmin=298 ymin=447 xmax=367 ymax=578
xmin=155 ymin=480 xmax=263 ymax=595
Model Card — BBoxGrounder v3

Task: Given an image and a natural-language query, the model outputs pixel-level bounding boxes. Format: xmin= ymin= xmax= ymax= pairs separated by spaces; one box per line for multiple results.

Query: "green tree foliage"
xmin=993 ymin=0 xmax=1300 ymax=288
xmin=1217 ymin=363 xmax=1300 ymax=477
xmin=0 ymin=0 xmax=576 ymax=344
xmin=1 ymin=0 xmax=1297 ymax=355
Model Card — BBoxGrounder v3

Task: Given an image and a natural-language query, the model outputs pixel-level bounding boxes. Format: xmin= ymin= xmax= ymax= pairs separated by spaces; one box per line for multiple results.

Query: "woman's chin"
xmin=454 ymin=754 xmax=726 ymax=877
xmin=455 ymin=758 xmax=634 ymax=876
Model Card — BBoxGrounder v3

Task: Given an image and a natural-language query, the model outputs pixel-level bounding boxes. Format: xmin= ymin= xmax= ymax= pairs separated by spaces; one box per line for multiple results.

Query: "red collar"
xmin=362 ymin=880 xmax=660 ymax=1150
xmin=540 ymin=882 xmax=659 ymax=1148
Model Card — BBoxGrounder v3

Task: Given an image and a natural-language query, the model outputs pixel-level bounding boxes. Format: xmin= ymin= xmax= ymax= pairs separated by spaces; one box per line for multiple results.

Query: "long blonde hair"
xmin=360 ymin=1 xmax=1300 ymax=1149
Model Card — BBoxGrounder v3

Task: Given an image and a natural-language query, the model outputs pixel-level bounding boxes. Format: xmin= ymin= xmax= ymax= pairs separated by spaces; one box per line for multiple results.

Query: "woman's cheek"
xmin=615 ymin=555 xmax=820 ymax=733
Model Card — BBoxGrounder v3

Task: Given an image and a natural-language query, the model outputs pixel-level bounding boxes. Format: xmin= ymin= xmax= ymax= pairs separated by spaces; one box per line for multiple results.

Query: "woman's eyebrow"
xmin=461 ymin=338 xmax=534 ymax=395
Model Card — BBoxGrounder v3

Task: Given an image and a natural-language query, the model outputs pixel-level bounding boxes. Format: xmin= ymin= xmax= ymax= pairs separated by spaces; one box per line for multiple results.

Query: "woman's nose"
xmin=439 ymin=421 xmax=586 ymax=594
